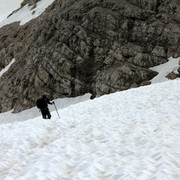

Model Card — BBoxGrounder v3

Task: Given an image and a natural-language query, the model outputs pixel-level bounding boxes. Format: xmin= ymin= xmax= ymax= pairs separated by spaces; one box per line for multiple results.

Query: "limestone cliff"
xmin=0 ymin=0 xmax=180 ymax=112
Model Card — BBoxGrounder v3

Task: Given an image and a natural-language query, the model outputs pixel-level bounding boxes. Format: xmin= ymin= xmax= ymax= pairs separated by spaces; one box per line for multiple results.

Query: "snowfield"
xmin=0 ymin=0 xmax=23 ymax=21
xmin=150 ymin=57 xmax=180 ymax=84
xmin=0 ymin=80 xmax=180 ymax=179
xmin=0 ymin=0 xmax=180 ymax=178
xmin=0 ymin=0 xmax=55 ymax=28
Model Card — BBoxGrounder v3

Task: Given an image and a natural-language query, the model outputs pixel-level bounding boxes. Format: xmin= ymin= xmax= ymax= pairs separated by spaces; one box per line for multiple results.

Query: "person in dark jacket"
xmin=36 ymin=95 xmax=54 ymax=119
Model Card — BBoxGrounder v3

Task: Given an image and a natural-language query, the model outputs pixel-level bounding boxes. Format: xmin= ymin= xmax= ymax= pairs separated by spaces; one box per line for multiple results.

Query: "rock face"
xmin=0 ymin=0 xmax=180 ymax=112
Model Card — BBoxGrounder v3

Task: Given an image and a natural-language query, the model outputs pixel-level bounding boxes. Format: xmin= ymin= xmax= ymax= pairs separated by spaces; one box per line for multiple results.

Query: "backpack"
xmin=36 ymin=98 xmax=43 ymax=109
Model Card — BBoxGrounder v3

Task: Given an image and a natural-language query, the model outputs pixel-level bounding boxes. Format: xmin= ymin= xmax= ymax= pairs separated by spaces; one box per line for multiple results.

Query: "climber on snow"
xmin=36 ymin=94 xmax=54 ymax=119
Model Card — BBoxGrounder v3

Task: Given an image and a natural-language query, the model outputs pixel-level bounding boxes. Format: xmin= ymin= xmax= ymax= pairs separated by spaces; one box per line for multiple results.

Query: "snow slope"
xmin=0 ymin=0 xmax=23 ymax=21
xmin=0 ymin=0 xmax=55 ymax=28
xmin=0 ymin=93 xmax=91 ymax=124
xmin=0 ymin=80 xmax=180 ymax=179
xmin=150 ymin=57 xmax=180 ymax=84
xmin=0 ymin=1 xmax=180 ymax=179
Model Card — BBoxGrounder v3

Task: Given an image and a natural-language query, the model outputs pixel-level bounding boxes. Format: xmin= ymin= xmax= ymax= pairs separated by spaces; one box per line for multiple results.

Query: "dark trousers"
xmin=40 ymin=107 xmax=51 ymax=119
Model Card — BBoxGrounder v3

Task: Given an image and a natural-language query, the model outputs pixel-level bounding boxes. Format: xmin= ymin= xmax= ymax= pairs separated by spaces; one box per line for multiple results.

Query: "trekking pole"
xmin=53 ymin=102 xmax=60 ymax=119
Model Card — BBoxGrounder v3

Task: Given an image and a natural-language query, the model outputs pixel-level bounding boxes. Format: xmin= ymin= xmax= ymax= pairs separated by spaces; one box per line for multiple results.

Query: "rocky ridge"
xmin=0 ymin=0 xmax=180 ymax=112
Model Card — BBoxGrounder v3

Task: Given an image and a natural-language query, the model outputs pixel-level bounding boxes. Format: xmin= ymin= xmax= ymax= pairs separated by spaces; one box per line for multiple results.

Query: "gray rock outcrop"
xmin=0 ymin=0 xmax=180 ymax=112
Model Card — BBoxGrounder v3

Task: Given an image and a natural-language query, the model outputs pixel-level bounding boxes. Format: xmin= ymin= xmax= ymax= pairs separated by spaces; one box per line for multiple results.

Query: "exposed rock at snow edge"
xmin=0 ymin=0 xmax=180 ymax=112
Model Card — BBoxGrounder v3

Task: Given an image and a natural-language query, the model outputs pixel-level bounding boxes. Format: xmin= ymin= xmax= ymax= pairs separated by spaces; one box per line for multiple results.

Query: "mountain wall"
xmin=0 ymin=0 xmax=180 ymax=112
